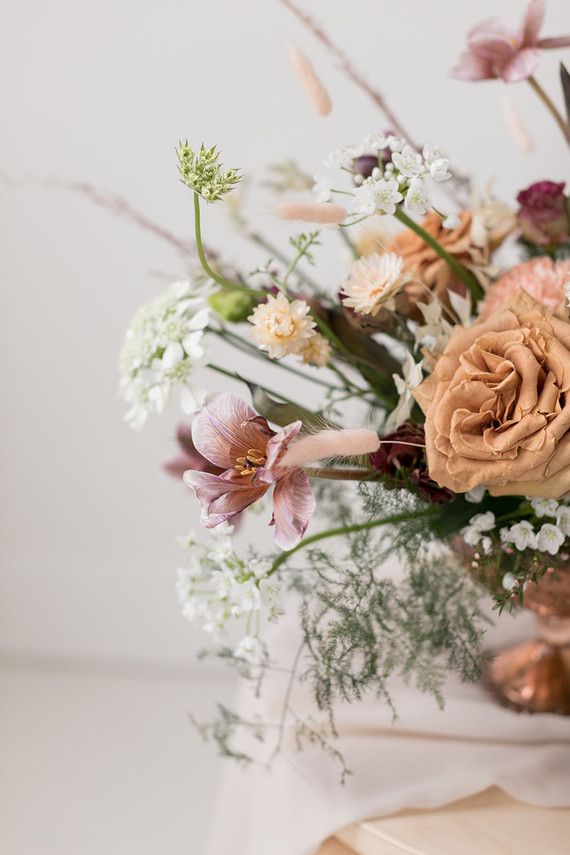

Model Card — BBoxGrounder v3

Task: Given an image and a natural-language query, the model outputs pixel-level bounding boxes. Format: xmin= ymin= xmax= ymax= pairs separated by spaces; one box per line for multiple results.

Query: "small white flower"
xmin=565 ymin=280 xmax=570 ymax=308
xmin=385 ymin=352 xmax=424 ymax=430
xmin=313 ymin=174 xmax=333 ymax=202
xmin=233 ymin=635 xmax=264 ymax=664
xmin=530 ymin=497 xmax=559 ymax=518
xmin=386 ymin=135 xmax=405 ymax=153
xmin=323 ymin=144 xmax=362 ymax=171
xmin=373 ymin=177 xmax=404 ymax=215
xmin=392 ymin=145 xmax=425 ymax=178
xmin=461 ymin=512 xmax=495 ymax=549
xmin=502 ymin=572 xmax=517 ymax=591
xmin=404 ymin=176 xmax=430 ymax=215
xmin=465 ymin=485 xmax=486 ymax=503
xmin=422 ymin=144 xmax=452 ymax=182
xmin=349 ymin=181 xmax=378 ymax=217
xmin=362 ymin=133 xmax=387 ymax=152
xmin=556 ymin=505 xmax=570 ymax=536
xmin=536 ymin=523 xmax=565 ymax=556
xmin=415 ymin=299 xmax=453 ymax=357
xmin=119 ymin=278 xmax=210 ymax=430
xmin=505 ymin=520 xmax=537 ymax=551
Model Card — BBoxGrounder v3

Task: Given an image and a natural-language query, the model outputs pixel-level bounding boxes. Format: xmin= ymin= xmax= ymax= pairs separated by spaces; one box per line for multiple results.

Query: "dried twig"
xmin=279 ymin=0 xmax=419 ymax=148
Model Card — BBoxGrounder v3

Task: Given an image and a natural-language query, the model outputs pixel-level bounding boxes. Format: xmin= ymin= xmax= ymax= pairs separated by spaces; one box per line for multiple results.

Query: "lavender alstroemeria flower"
xmin=451 ymin=0 xmax=570 ymax=84
xmin=183 ymin=393 xmax=315 ymax=549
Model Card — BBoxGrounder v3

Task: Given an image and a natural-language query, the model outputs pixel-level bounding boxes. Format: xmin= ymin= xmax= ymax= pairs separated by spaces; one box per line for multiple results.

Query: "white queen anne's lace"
xmin=119 ymin=279 xmax=210 ymax=429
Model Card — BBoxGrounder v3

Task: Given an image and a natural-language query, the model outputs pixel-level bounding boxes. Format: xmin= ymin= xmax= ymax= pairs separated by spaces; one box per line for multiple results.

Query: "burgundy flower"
xmin=517 ymin=180 xmax=569 ymax=246
xmin=370 ymin=423 xmax=454 ymax=504
xmin=451 ymin=0 xmax=570 ymax=84
xmin=183 ymin=393 xmax=315 ymax=549
xmin=163 ymin=423 xmax=224 ymax=479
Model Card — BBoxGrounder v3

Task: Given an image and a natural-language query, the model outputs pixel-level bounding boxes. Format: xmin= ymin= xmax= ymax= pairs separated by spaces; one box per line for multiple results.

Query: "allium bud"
xmin=352 ymin=154 xmax=379 ymax=182
xmin=516 ymin=181 xmax=569 ymax=247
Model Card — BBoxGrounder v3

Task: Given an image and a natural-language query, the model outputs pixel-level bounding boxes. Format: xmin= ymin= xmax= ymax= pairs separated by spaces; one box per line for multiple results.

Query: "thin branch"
xmin=279 ymin=0 xmax=419 ymax=148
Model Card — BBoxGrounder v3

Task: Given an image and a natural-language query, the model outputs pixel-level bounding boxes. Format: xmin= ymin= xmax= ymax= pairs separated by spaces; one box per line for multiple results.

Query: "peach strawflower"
xmin=298 ymin=333 xmax=331 ymax=367
xmin=341 ymin=252 xmax=411 ymax=317
xmin=479 ymin=257 xmax=570 ymax=320
xmin=248 ymin=292 xmax=315 ymax=359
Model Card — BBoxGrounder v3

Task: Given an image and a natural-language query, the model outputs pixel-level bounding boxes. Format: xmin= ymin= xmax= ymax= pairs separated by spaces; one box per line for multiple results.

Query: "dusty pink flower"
xmin=183 ymin=393 xmax=314 ymax=549
xmin=517 ymin=181 xmax=569 ymax=246
xmin=163 ymin=423 xmax=224 ymax=479
xmin=451 ymin=0 xmax=570 ymax=84
xmin=479 ymin=257 xmax=570 ymax=319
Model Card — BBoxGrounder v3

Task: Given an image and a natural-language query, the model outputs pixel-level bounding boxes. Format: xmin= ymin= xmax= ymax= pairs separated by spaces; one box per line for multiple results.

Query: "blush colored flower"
xmin=341 ymin=252 xmax=412 ymax=317
xmin=517 ymin=180 xmax=569 ymax=246
xmin=183 ymin=392 xmax=314 ymax=549
xmin=248 ymin=292 xmax=315 ymax=359
xmin=451 ymin=0 xmax=570 ymax=84
xmin=413 ymin=289 xmax=570 ymax=498
xmin=369 ymin=422 xmax=454 ymax=504
xmin=387 ymin=211 xmax=511 ymax=321
xmin=163 ymin=423 xmax=224 ymax=479
xmin=298 ymin=333 xmax=331 ymax=367
xmin=184 ymin=393 xmax=381 ymax=548
xmin=479 ymin=257 xmax=570 ymax=319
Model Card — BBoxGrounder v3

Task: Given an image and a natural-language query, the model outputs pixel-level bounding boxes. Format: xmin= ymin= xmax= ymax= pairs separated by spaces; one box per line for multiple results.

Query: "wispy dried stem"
xmin=279 ymin=0 xmax=419 ymax=148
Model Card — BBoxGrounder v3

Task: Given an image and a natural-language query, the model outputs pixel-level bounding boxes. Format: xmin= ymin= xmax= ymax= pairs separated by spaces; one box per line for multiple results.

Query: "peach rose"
xmin=479 ymin=257 xmax=570 ymax=320
xmin=413 ymin=289 xmax=570 ymax=498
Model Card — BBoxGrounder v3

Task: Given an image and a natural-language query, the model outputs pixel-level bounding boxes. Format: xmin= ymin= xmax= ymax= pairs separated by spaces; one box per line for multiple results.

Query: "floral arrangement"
xmin=120 ymin=0 xmax=570 ymax=774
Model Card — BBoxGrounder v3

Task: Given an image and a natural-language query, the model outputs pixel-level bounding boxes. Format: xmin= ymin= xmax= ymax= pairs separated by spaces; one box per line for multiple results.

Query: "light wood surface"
xmin=316 ymin=787 xmax=570 ymax=855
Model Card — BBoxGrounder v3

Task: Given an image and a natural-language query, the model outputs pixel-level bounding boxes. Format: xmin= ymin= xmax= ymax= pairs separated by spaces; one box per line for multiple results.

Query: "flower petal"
xmin=184 ymin=470 xmax=267 ymax=526
xmin=259 ymin=420 xmax=303 ymax=483
xmin=451 ymin=50 xmax=496 ymax=80
xmin=270 ymin=469 xmax=315 ymax=549
xmin=191 ymin=392 xmax=274 ymax=470
xmin=537 ymin=36 xmax=570 ymax=49
xmin=520 ymin=0 xmax=544 ymax=46
xmin=502 ymin=47 xmax=541 ymax=82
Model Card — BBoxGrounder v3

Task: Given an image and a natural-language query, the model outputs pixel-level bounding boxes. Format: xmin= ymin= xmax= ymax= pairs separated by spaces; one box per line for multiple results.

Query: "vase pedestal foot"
xmin=483 ymin=639 xmax=570 ymax=715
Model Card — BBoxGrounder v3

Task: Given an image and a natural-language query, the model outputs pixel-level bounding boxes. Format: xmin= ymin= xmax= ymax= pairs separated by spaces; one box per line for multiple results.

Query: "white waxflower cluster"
xmin=119 ymin=279 xmax=210 ymax=430
xmin=312 ymin=134 xmax=452 ymax=221
xmin=175 ymin=523 xmax=282 ymax=662
xmin=500 ymin=498 xmax=570 ymax=556
xmin=461 ymin=511 xmax=495 ymax=555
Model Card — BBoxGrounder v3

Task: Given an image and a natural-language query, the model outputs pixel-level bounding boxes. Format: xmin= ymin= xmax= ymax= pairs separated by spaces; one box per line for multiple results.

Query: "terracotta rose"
xmin=413 ymin=289 xmax=570 ymax=498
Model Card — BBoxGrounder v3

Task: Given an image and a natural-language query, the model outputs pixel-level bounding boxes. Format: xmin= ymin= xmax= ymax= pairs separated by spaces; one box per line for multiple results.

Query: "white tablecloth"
xmin=209 ymin=563 xmax=570 ymax=855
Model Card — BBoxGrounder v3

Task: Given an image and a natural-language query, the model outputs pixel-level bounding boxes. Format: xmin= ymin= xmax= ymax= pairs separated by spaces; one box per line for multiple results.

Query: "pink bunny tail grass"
xmin=276 ymin=201 xmax=347 ymax=225
xmin=281 ymin=428 xmax=380 ymax=469
xmin=501 ymin=93 xmax=534 ymax=154
xmin=288 ymin=43 xmax=332 ymax=116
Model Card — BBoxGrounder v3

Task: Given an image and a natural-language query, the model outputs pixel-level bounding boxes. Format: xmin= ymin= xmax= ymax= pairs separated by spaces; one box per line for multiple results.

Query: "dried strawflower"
xmin=297 ymin=332 xmax=331 ymax=367
xmin=248 ymin=292 xmax=316 ymax=358
xmin=341 ymin=252 xmax=411 ymax=316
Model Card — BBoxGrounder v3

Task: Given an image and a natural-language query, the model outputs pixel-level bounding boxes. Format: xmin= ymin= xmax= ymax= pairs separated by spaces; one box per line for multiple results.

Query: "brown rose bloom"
xmin=386 ymin=211 xmax=512 ymax=320
xmin=413 ymin=290 xmax=570 ymax=498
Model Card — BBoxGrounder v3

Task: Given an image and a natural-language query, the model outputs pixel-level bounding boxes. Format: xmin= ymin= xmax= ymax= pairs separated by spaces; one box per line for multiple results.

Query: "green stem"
xmin=193 ymin=192 xmax=264 ymax=297
xmin=394 ymin=208 xmax=483 ymax=304
xmin=304 ymin=467 xmax=377 ymax=480
xmin=269 ymin=507 xmax=438 ymax=575
xmin=209 ymin=326 xmax=341 ymax=391
xmin=207 ymin=363 xmax=299 ymax=407
xmin=528 ymin=75 xmax=570 ymax=147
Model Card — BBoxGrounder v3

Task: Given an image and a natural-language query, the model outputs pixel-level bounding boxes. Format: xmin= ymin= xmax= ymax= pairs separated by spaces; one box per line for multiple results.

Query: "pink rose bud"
xmin=516 ymin=180 xmax=569 ymax=246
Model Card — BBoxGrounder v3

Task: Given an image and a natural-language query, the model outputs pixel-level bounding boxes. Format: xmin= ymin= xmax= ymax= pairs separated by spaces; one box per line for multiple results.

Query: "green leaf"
xmin=246 ymin=382 xmax=334 ymax=431
xmin=560 ymin=62 xmax=570 ymax=128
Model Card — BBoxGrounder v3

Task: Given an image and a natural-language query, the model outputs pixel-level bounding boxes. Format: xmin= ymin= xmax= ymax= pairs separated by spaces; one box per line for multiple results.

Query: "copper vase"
xmin=484 ymin=566 xmax=570 ymax=715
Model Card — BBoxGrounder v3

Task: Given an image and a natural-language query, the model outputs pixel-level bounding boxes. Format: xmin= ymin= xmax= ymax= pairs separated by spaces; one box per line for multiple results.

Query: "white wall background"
xmin=1 ymin=1 xmax=569 ymax=852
